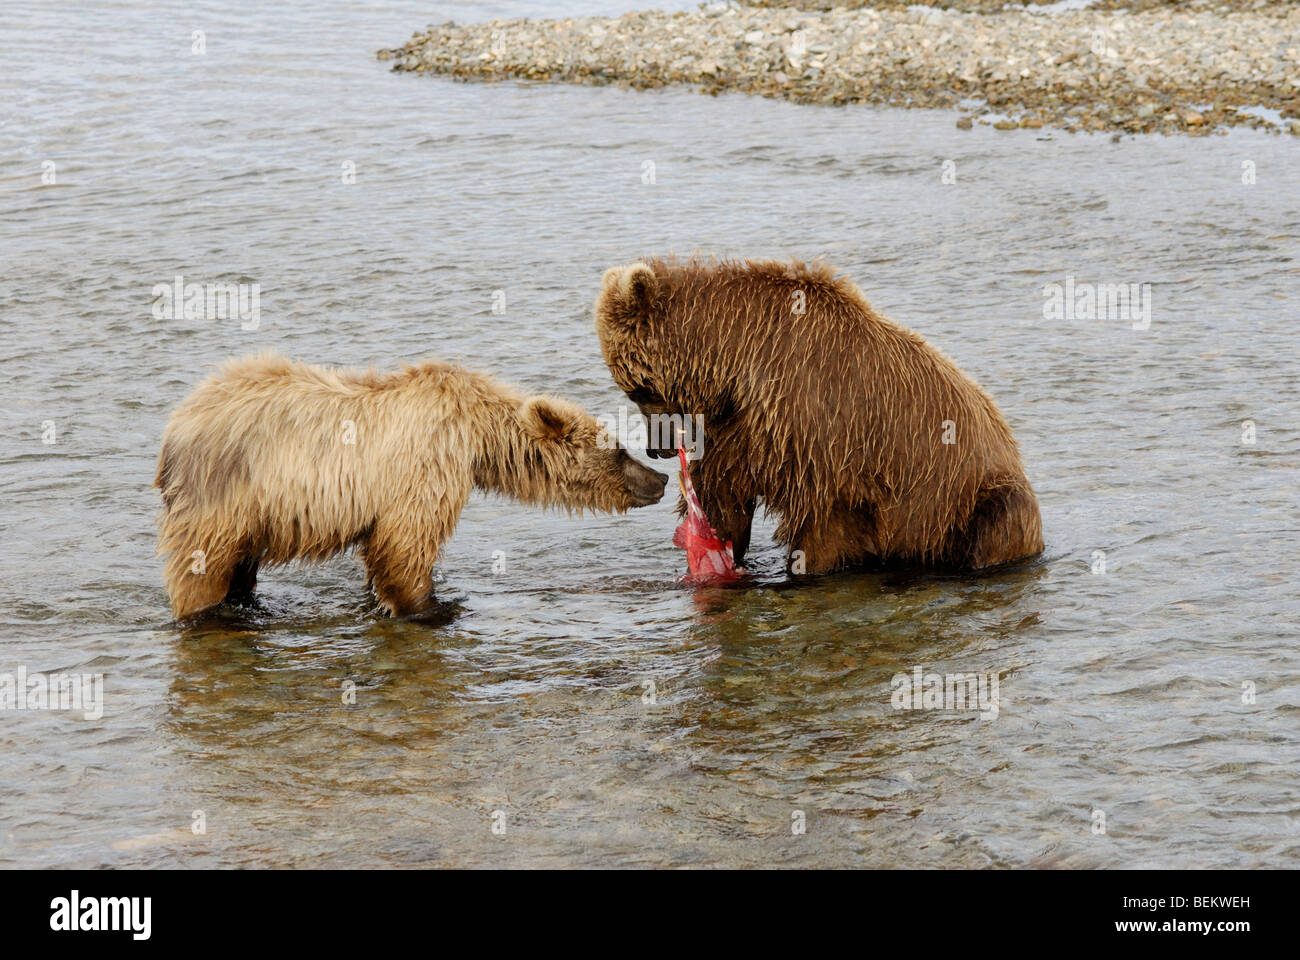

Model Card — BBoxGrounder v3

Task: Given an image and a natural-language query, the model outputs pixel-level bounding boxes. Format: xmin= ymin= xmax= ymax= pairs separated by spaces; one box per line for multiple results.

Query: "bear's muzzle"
xmin=624 ymin=458 xmax=668 ymax=506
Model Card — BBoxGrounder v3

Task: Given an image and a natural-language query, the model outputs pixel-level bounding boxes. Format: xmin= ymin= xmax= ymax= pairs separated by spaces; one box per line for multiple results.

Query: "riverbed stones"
xmin=380 ymin=3 xmax=1300 ymax=135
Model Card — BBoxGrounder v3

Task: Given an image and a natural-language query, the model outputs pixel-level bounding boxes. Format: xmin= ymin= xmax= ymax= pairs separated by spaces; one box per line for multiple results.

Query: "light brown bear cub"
xmin=594 ymin=257 xmax=1042 ymax=574
xmin=155 ymin=353 xmax=667 ymax=619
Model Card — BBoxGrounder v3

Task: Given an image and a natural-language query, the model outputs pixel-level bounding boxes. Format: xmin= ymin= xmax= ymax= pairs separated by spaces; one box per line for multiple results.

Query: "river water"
xmin=1 ymin=0 xmax=1297 ymax=868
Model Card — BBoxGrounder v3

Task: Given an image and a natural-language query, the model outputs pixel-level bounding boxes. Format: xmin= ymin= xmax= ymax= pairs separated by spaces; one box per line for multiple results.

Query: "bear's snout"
xmin=624 ymin=457 xmax=668 ymax=506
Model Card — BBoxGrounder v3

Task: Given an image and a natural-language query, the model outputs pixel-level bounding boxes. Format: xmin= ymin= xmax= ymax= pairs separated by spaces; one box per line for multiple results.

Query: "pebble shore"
xmin=380 ymin=2 xmax=1300 ymax=135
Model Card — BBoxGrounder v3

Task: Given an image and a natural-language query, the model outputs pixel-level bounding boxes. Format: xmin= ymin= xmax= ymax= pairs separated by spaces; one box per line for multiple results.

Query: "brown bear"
xmin=154 ymin=353 xmax=667 ymax=619
xmin=594 ymin=257 xmax=1042 ymax=574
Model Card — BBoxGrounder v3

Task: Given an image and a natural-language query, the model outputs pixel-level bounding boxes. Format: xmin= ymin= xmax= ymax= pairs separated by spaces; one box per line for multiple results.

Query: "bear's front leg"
xmin=161 ymin=532 xmax=247 ymax=619
xmin=365 ymin=558 xmax=436 ymax=617
xmin=688 ymin=463 xmax=755 ymax=566
xmin=716 ymin=498 xmax=756 ymax=567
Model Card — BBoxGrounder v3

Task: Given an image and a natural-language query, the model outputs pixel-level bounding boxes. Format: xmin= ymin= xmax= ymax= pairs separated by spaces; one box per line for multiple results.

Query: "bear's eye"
xmin=626 ymin=384 xmax=660 ymax=406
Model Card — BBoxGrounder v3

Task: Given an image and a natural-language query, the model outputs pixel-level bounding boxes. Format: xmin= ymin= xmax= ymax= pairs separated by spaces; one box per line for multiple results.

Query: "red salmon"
xmin=672 ymin=447 xmax=741 ymax=584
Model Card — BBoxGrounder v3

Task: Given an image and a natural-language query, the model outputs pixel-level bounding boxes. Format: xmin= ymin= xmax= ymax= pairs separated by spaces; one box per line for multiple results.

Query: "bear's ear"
xmin=519 ymin=396 xmax=583 ymax=445
xmin=599 ymin=263 xmax=659 ymax=326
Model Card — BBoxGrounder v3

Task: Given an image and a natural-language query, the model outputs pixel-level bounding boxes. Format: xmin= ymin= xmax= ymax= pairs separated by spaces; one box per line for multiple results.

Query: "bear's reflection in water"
xmin=162 ymin=558 xmax=1043 ymax=867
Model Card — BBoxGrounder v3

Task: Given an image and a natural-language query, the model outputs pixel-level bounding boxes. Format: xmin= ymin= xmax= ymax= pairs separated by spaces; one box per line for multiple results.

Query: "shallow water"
xmin=2 ymin=0 xmax=1298 ymax=868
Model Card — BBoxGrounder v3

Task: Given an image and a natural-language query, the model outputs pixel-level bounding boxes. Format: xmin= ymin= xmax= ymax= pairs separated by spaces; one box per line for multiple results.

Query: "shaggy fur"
xmin=155 ymin=353 xmax=666 ymax=619
xmin=594 ymin=256 xmax=1043 ymax=574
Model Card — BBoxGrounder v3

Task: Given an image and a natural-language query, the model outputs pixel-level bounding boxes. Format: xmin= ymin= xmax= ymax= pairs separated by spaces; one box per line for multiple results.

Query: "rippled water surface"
xmin=2 ymin=0 xmax=1298 ymax=868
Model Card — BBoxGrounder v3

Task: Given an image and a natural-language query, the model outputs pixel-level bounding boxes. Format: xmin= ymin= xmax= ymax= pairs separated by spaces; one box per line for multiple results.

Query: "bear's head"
xmin=515 ymin=394 xmax=668 ymax=512
xmin=594 ymin=261 xmax=728 ymax=460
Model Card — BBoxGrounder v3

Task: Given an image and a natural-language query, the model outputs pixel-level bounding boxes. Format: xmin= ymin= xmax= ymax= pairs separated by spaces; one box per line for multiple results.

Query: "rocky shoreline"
xmin=380 ymin=2 xmax=1300 ymax=136
xmin=740 ymin=0 xmax=1267 ymax=12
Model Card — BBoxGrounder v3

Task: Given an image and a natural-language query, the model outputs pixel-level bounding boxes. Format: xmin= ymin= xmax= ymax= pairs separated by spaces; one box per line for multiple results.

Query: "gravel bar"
xmin=380 ymin=2 xmax=1300 ymax=136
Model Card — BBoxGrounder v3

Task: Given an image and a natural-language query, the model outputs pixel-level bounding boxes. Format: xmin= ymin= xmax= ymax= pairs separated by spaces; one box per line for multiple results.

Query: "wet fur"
xmin=594 ymin=256 xmax=1043 ymax=574
xmin=155 ymin=353 xmax=662 ymax=619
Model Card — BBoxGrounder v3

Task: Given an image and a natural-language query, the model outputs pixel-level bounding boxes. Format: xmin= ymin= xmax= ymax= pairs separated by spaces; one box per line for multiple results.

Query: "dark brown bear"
xmin=593 ymin=257 xmax=1043 ymax=574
